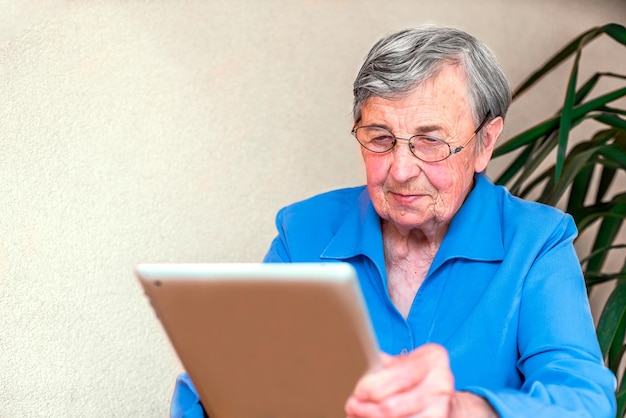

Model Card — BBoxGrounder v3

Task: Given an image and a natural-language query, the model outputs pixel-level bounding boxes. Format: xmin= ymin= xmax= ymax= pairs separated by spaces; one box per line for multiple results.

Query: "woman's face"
xmin=358 ymin=64 xmax=501 ymax=236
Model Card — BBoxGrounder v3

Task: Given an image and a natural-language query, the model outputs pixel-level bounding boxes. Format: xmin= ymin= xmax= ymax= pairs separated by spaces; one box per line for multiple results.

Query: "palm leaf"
xmin=597 ymin=131 xmax=626 ymax=202
xmin=572 ymin=192 xmax=626 ymax=233
xmin=585 ymin=201 xmax=626 ymax=274
xmin=596 ymin=277 xmax=626 ymax=361
xmin=494 ymin=86 xmax=626 ymax=159
xmin=512 ymin=24 xmax=626 ymax=99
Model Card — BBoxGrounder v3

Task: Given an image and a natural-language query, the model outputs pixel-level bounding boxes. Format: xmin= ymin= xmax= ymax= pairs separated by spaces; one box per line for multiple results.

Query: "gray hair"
xmin=352 ymin=26 xmax=511 ymax=130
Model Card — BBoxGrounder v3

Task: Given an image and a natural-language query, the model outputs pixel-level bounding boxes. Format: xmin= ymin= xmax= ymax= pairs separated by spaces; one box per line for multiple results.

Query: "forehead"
xmin=361 ymin=64 xmax=472 ymax=125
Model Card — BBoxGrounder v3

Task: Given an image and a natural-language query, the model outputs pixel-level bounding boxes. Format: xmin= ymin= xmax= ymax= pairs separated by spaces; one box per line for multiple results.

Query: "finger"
xmin=352 ymin=356 xmax=422 ymax=400
xmin=380 ymin=352 xmax=394 ymax=365
xmin=346 ymin=386 xmax=451 ymax=418
xmin=353 ymin=344 xmax=447 ymax=401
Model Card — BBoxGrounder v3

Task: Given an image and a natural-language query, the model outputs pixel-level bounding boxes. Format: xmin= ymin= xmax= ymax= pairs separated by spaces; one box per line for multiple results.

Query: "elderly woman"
xmin=171 ymin=26 xmax=616 ymax=417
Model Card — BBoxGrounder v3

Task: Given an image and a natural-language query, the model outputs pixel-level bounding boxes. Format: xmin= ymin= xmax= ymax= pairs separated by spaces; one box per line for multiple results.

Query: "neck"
xmin=381 ymin=220 xmax=450 ymax=318
xmin=381 ymin=219 xmax=449 ymax=257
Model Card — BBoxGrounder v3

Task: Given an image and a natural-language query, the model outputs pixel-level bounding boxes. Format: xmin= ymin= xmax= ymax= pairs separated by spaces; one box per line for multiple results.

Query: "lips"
xmin=388 ymin=191 xmax=424 ymax=205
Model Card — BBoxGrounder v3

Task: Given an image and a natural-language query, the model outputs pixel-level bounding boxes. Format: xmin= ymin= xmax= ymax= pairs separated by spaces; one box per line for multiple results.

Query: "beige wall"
xmin=1 ymin=0 xmax=624 ymax=416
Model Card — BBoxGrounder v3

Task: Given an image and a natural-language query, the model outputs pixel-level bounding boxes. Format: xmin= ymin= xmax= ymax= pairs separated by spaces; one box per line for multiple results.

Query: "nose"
xmin=389 ymin=138 xmax=422 ymax=183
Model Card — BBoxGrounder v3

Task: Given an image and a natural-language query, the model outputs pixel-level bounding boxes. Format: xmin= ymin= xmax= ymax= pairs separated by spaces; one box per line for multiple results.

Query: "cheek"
xmin=428 ymin=161 xmax=471 ymax=201
xmin=362 ymin=153 xmax=389 ymax=186
xmin=448 ymin=163 xmax=475 ymax=202
xmin=451 ymin=150 xmax=476 ymax=179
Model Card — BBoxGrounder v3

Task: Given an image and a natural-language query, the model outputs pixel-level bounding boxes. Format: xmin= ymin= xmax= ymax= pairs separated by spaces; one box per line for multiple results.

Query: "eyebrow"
xmin=361 ymin=122 xmax=444 ymax=136
xmin=413 ymin=124 xmax=443 ymax=135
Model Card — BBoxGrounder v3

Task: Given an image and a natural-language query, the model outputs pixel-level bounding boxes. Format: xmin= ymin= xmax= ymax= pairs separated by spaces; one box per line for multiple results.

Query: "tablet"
xmin=136 ymin=262 xmax=380 ymax=418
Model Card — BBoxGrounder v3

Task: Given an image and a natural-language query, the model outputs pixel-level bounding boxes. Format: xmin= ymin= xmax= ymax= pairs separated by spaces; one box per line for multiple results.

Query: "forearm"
xmin=450 ymin=391 xmax=498 ymax=418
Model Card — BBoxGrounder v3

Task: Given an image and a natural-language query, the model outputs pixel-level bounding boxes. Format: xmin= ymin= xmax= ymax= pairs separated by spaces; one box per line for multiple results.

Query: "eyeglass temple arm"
xmin=453 ymin=111 xmax=493 ymax=152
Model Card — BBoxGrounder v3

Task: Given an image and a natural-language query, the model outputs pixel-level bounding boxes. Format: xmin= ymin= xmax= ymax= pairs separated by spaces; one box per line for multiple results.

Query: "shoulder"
xmin=477 ymin=175 xmax=578 ymax=245
xmin=267 ymin=186 xmax=369 ymax=261
xmin=498 ymin=184 xmax=572 ymax=228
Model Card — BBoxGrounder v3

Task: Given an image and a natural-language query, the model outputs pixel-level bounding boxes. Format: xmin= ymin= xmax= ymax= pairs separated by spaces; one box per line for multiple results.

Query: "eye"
xmin=371 ymin=133 xmax=394 ymax=144
xmin=364 ymin=128 xmax=394 ymax=144
xmin=415 ymin=135 xmax=442 ymax=145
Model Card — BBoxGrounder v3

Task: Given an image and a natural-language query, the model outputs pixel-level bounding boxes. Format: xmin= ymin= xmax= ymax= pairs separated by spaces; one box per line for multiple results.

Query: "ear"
xmin=474 ymin=116 xmax=504 ymax=173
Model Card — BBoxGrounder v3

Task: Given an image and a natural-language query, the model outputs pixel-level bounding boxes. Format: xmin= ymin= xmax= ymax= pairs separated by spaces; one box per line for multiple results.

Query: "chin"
xmin=385 ymin=213 xmax=429 ymax=230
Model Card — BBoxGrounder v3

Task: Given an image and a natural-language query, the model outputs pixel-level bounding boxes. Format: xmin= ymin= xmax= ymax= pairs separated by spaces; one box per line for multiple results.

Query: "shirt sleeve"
xmin=464 ymin=215 xmax=617 ymax=417
xmin=263 ymin=207 xmax=292 ymax=263
xmin=170 ymin=372 xmax=206 ymax=418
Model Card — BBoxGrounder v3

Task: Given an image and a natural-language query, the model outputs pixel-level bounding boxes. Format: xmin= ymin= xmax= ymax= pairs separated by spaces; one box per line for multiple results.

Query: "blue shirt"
xmin=171 ymin=174 xmax=616 ymax=417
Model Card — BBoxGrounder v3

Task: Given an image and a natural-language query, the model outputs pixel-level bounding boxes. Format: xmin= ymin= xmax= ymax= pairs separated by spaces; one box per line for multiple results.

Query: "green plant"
xmin=491 ymin=23 xmax=626 ymax=417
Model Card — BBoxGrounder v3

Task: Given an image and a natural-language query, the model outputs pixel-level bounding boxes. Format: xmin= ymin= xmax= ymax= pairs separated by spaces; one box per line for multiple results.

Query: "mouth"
xmin=388 ymin=191 xmax=423 ymax=205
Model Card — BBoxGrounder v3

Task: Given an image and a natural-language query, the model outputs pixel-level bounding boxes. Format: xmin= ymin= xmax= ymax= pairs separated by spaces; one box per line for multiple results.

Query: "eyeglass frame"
xmin=351 ymin=111 xmax=493 ymax=163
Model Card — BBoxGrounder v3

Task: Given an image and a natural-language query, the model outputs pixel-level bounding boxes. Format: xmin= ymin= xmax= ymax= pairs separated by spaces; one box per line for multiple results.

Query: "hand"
xmin=345 ymin=343 xmax=454 ymax=417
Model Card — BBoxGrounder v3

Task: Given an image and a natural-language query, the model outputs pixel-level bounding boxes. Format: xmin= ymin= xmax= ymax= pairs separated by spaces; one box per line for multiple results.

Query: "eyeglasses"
xmin=351 ymin=111 xmax=492 ymax=163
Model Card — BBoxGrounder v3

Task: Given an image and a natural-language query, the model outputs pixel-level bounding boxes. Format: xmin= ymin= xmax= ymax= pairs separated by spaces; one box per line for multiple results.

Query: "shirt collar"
xmin=320 ymin=187 xmax=385 ymax=268
xmin=320 ymin=174 xmax=505 ymax=269
xmin=430 ymin=173 xmax=505 ymax=272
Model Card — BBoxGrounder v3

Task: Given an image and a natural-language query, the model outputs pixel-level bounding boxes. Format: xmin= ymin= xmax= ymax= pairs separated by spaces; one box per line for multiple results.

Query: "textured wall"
xmin=1 ymin=0 xmax=624 ymax=416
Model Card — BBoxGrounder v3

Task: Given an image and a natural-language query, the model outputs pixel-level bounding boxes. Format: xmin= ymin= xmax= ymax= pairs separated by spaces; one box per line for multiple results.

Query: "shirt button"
xmin=400 ymin=348 xmax=409 ymax=355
